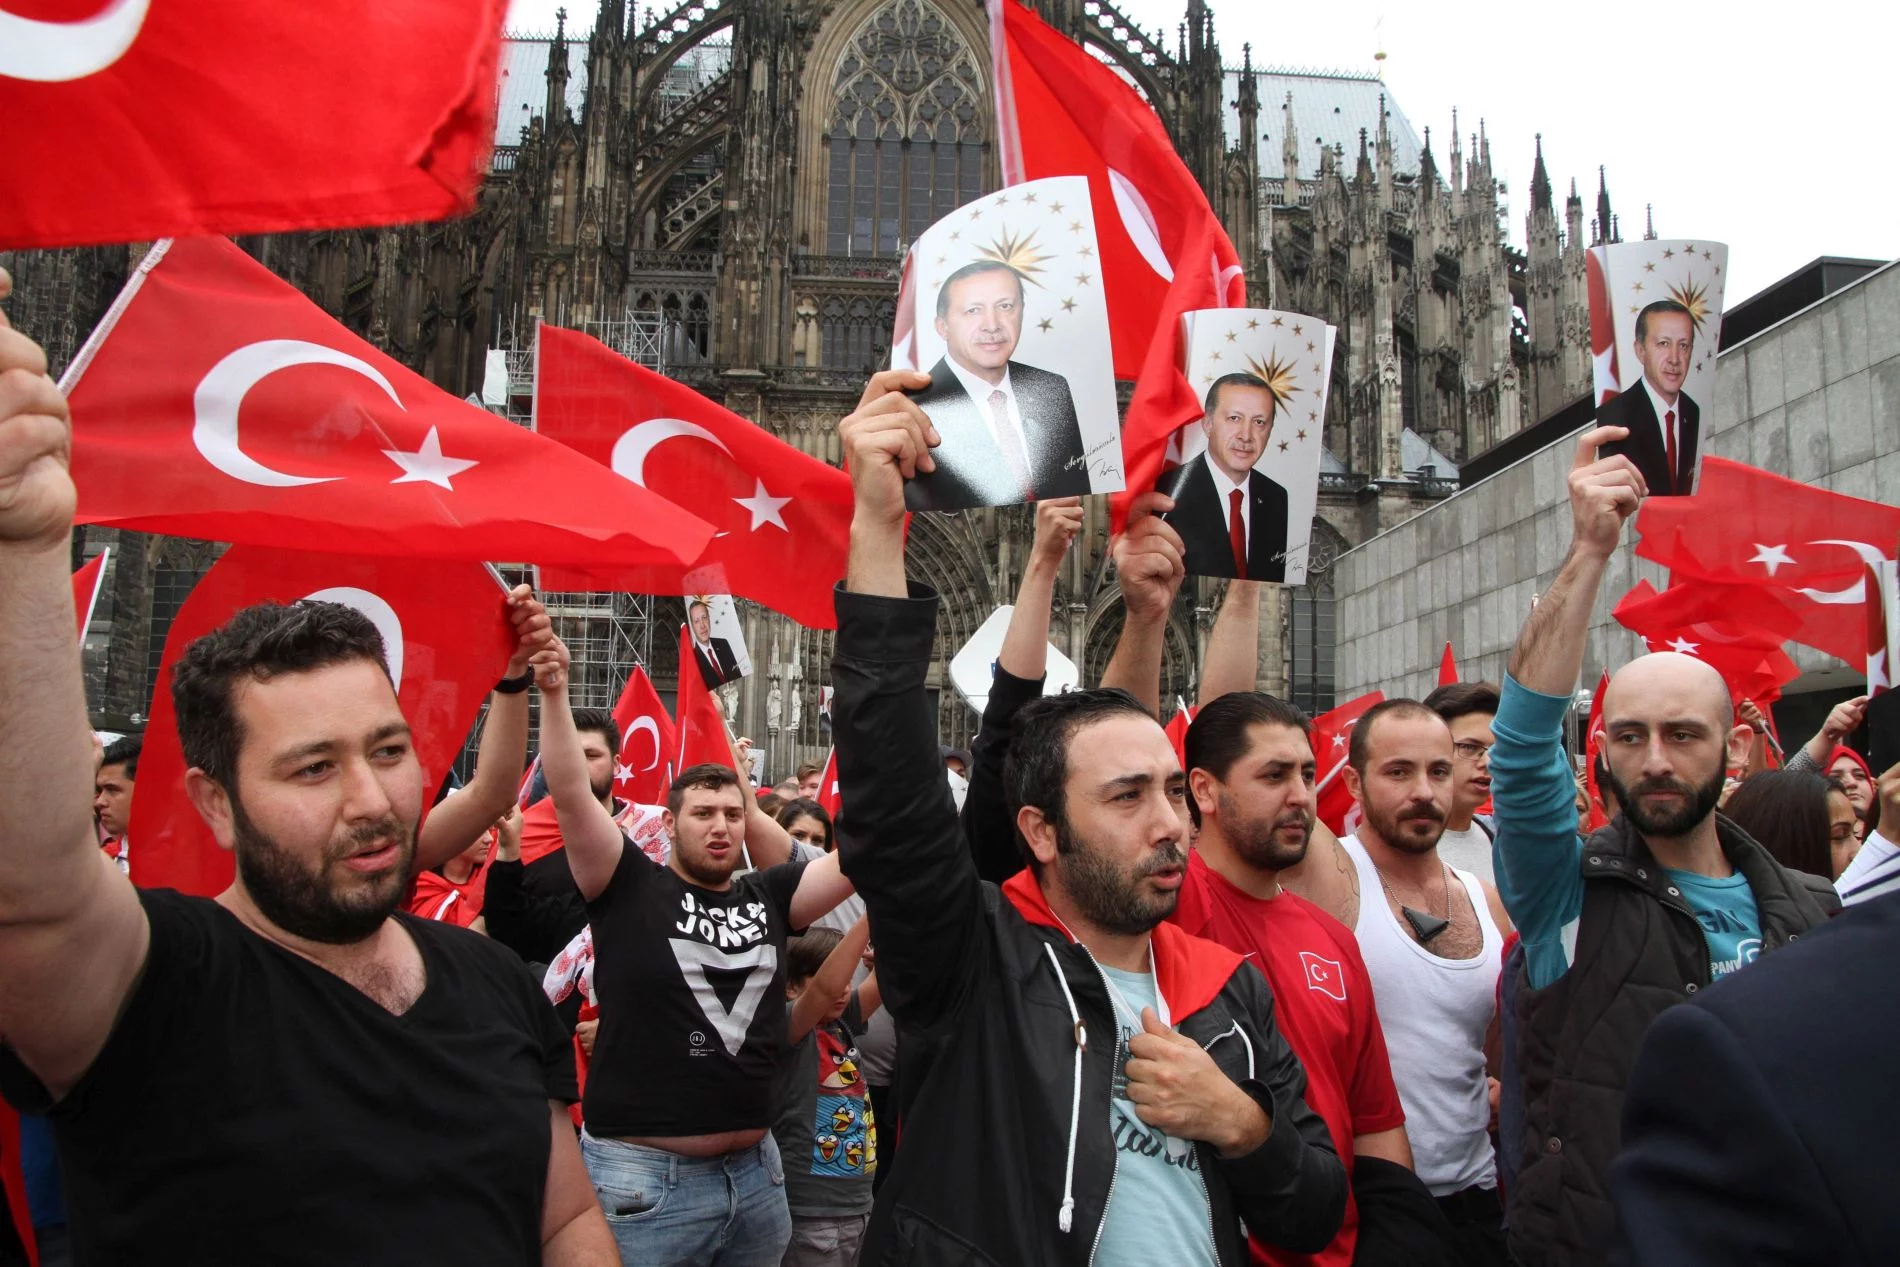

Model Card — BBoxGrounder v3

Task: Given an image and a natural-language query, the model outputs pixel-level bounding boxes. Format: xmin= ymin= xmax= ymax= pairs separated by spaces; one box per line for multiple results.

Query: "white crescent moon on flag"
xmin=0 ymin=0 xmax=150 ymax=83
xmin=302 ymin=587 xmax=405 ymax=688
xmin=1108 ymin=168 xmax=1173 ymax=282
xmin=610 ymin=418 xmax=733 ymax=486
xmin=194 ymin=340 xmax=405 ymax=488
xmin=627 ymin=717 xmax=662 ymax=770
xmin=1796 ymin=539 xmax=1888 ymax=604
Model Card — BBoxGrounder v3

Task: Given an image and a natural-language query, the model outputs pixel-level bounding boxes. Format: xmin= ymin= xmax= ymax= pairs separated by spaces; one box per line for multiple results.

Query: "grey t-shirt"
xmin=1436 ymin=818 xmax=1496 ymax=886
xmin=771 ymin=999 xmax=876 ymax=1217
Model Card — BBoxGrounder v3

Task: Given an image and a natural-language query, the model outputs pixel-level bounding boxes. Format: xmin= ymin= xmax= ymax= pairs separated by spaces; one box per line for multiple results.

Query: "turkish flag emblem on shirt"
xmin=0 ymin=0 xmax=503 ymax=249
xmin=612 ymin=665 xmax=679 ymax=806
xmin=1299 ymin=951 xmax=1348 ymax=1003
xmin=1633 ymin=457 xmax=1900 ymax=665
xmin=987 ymin=0 xmax=1243 ymax=530
xmin=128 ymin=546 xmax=514 ymax=897
xmin=63 ymin=237 xmax=714 ymax=569
xmin=1311 ymin=691 xmax=1385 ymax=837
xmin=533 ymin=324 xmax=854 ymax=629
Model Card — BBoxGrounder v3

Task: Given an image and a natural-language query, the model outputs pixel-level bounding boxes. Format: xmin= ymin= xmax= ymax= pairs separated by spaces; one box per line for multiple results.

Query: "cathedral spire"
xmin=597 ymin=0 xmax=625 ymax=43
xmin=1236 ymin=43 xmax=1259 ymax=115
xmin=1530 ymin=133 xmax=1552 ymax=213
xmin=545 ymin=7 xmax=571 ymax=127
xmin=1644 ymin=203 xmax=1656 ymax=240
xmin=1595 ymin=166 xmax=1614 ymax=246
xmin=1419 ymin=125 xmax=1437 ymax=187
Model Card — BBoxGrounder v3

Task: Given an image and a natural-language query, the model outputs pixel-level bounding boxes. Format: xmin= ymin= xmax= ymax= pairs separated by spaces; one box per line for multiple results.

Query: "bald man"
xmin=1483 ymin=426 xmax=1836 ymax=1267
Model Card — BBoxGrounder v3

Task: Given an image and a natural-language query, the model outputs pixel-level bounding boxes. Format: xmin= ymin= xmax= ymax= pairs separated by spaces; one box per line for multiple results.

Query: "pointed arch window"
xmin=825 ymin=0 xmax=986 ymax=257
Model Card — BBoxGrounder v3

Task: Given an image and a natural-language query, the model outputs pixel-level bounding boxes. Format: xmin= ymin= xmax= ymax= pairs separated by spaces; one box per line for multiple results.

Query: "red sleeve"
xmin=1342 ymin=934 xmax=1407 ymax=1136
xmin=406 ymin=870 xmax=457 ymax=922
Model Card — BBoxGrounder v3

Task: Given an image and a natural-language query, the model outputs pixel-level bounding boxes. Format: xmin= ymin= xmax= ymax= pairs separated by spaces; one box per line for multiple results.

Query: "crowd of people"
xmin=2 ymin=273 xmax=1897 ymax=1266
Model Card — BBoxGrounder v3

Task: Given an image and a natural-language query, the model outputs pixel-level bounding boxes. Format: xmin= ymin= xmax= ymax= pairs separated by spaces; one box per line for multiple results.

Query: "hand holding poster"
xmin=1159 ymin=309 xmax=1335 ymax=585
xmin=893 ymin=176 xmax=1121 ymax=511
xmin=1586 ymin=239 xmax=1728 ymax=496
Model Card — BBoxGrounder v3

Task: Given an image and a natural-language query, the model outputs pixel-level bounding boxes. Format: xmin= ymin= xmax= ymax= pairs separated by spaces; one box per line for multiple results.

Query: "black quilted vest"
xmin=1505 ymin=813 xmax=1835 ymax=1265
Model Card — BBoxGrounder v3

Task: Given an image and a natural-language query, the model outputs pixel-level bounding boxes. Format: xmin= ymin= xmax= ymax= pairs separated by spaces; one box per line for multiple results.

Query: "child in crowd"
xmin=772 ymin=920 xmax=881 ymax=1267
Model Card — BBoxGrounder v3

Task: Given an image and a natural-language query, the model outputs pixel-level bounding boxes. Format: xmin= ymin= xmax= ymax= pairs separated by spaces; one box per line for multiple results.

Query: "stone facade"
xmin=1334 ymin=260 xmax=1900 ymax=737
xmin=5 ymin=0 xmax=1634 ymax=778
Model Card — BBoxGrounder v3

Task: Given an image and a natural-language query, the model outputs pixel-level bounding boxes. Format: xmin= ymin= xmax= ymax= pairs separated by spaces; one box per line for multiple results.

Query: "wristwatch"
xmin=494 ymin=668 xmax=536 ymax=695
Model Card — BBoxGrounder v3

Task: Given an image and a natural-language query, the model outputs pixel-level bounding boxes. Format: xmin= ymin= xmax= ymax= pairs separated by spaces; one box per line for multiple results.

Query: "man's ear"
xmin=1018 ymin=804 xmax=1060 ymax=868
xmin=1341 ymin=764 xmax=1363 ymax=806
xmin=185 ymin=768 xmax=238 ymax=853
xmin=1188 ymin=768 xmax=1220 ymax=822
xmin=1724 ymin=723 xmax=1754 ymax=771
xmin=933 ymin=314 xmax=949 ymax=341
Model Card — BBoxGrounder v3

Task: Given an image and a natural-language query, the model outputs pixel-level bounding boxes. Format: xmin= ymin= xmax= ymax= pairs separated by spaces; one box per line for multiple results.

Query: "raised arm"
xmin=1795 ymin=695 xmax=1867 ymax=772
xmin=1098 ymin=490 xmax=1186 ymax=716
xmin=730 ymin=730 xmax=792 ymax=870
xmin=415 ymin=586 xmax=551 ymax=872
xmin=965 ymin=499 xmax=1084 ymax=883
xmin=0 ymin=273 xmax=150 ymax=1099
xmin=789 ymin=917 xmax=872 ymax=1044
xmin=533 ymin=639 xmax=625 ymax=901
xmin=1199 ymin=580 xmax=1262 ymax=705
xmin=833 ymin=370 xmax=988 ymax=1032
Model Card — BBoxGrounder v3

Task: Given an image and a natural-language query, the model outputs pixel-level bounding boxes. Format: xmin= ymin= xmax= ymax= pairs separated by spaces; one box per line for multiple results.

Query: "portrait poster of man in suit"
xmin=892 ymin=175 xmax=1123 ymax=512
xmin=1157 ymin=309 xmax=1335 ymax=586
xmin=685 ymin=594 xmax=749 ymax=689
xmin=1587 ymin=240 xmax=1728 ymax=497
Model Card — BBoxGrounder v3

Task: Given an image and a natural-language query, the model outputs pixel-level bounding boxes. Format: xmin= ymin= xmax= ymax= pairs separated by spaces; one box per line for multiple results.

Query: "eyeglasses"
xmin=1453 ymin=740 xmax=1493 ymax=761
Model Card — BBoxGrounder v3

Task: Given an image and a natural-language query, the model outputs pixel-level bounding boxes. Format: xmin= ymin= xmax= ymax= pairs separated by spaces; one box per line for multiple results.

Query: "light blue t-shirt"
xmin=1490 ymin=675 xmax=1764 ymax=989
xmin=1666 ymin=867 xmax=1761 ymax=978
xmin=1095 ymin=963 xmax=1219 ymax=1267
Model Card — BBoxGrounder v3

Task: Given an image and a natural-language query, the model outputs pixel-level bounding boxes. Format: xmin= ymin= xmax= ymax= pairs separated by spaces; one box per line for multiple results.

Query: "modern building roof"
xmin=1224 ymin=68 xmax=1425 ymax=183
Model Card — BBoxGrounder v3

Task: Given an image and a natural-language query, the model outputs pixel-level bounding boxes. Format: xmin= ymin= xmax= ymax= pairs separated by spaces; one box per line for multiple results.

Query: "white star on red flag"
xmin=733 ymin=479 xmax=792 ymax=532
xmin=1666 ymin=636 xmax=1700 ymax=655
xmin=1749 ymin=544 xmax=1795 ymax=576
xmin=383 ymin=426 xmax=478 ymax=489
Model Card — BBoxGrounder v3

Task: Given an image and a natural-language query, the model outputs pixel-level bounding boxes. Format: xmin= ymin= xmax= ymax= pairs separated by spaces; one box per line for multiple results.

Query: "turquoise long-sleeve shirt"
xmin=1489 ymin=675 xmax=1761 ymax=989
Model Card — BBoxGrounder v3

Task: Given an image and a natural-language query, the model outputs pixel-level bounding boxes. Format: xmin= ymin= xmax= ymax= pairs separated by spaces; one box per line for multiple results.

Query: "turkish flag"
xmin=128 ymin=546 xmax=513 ymax=896
xmin=73 ymin=546 xmax=109 ymax=642
xmin=1633 ymin=458 xmax=1900 ymax=665
xmin=1869 ymin=562 xmax=1896 ymax=696
xmin=988 ymin=0 xmax=1243 ymax=529
xmin=1586 ymin=248 xmax=1620 ymax=405
xmin=1164 ymin=702 xmax=1195 ymax=772
xmin=0 ymin=0 xmax=503 ymax=250
xmin=1583 ymin=670 xmax=1611 ymax=831
xmin=1613 ymin=580 xmax=1800 ymax=708
xmin=533 ymin=325 xmax=853 ymax=629
xmin=674 ymin=624 xmax=735 ymax=773
xmin=1437 ymin=643 xmax=1459 ymax=688
xmin=815 ymin=748 xmax=841 ymax=819
xmin=1311 ymin=691 xmax=1384 ymax=837
xmin=612 ymin=665 xmax=678 ymax=806
xmin=63 ymin=237 xmax=714 ymax=569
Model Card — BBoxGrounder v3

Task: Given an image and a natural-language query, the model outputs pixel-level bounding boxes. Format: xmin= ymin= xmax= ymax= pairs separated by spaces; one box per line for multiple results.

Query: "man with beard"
xmin=1334 ymin=700 xmax=1513 ymax=1266
xmin=532 ymin=648 xmax=858 ymax=1266
xmin=829 ymin=371 xmax=1345 ymax=1266
xmin=1488 ymin=425 xmax=1835 ymax=1266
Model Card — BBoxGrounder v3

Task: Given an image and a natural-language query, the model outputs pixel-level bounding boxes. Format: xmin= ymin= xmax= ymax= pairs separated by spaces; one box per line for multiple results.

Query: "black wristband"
xmin=493 ymin=669 xmax=535 ymax=695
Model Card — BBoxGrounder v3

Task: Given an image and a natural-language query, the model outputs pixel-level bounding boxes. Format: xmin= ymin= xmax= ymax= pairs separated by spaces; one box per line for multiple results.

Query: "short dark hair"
xmin=171 ymin=601 xmax=391 ymax=791
xmin=667 ymin=762 xmax=742 ymax=816
xmin=1721 ymin=771 xmax=1834 ymax=879
xmin=1348 ymin=699 xmax=1444 ymax=776
xmin=1634 ymin=299 xmax=1693 ymax=343
xmin=1423 ymin=681 xmax=1501 ymax=725
xmin=935 ymin=260 xmax=1026 ymax=318
xmin=688 ymin=600 xmax=710 ymax=618
xmin=755 ymin=791 xmax=786 ymax=818
xmin=777 ymin=797 xmax=833 ymax=849
xmin=571 ymin=708 xmax=620 ymax=758
xmin=100 ymin=734 xmax=143 ymax=781
xmin=1184 ymin=693 xmax=1311 ymax=828
xmin=794 ymin=760 xmax=824 ymax=781
xmin=786 ymin=926 xmax=845 ymax=987
xmin=1003 ymin=688 xmax=1157 ymax=874
xmin=1203 ymin=372 xmax=1275 ymax=419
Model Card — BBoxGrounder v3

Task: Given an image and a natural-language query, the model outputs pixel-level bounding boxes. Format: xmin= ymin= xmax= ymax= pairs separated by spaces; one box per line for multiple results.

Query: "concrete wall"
xmin=1334 ymin=258 xmax=1900 ymax=708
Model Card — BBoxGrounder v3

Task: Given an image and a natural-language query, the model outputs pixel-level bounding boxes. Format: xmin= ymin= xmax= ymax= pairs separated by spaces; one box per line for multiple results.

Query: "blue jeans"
xmin=581 ymin=1131 xmax=792 ymax=1267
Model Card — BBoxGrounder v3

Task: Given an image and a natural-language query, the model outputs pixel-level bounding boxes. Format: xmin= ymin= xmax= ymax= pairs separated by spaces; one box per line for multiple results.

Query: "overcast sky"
xmin=506 ymin=0 xmax=1897 ymax=303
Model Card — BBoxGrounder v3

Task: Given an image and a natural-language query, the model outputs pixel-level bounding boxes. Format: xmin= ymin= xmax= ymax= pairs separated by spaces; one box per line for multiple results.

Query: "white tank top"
xmin=1343 ymin=835 xmax=1502 ymax=1196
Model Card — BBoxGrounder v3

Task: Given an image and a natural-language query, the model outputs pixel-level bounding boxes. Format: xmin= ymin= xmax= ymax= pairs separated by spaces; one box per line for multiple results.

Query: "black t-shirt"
xmin=0 ymin=889 xmax=576 ymax=1266
xmin=583 ymin=847 xmax=807 ymax=1136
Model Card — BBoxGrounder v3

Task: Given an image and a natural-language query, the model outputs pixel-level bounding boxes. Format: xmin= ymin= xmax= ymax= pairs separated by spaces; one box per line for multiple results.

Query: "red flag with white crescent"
xmin=62 ymin=237 xmax=714 ymax=568
xmin=1586 ymin=246 xmax=1620 ymax=406
xmin=128 ymin=547 xmax=513 ymax=896
xmin=987 ymin=0 xmax=1244 ymax=530
xmin=1311 ymin=691 xmax=1385 ymax=837
xmin=0 ymin=0 xmax=504 ymax=250
xmin=1869 ymin=562 xmax=1895 ymax=696
xmin=612 ymin=665 xmax=679 ymax=805
xmin=73 ymin=546 xmax=109 ymax=642
xmin=533 ymin=324 xmax=853 ymax=629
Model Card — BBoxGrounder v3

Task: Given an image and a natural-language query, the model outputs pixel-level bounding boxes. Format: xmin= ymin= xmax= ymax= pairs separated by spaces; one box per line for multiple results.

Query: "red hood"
xmin=1002 ymin=868 xmax=1244 ymax=1019
xmin=1828 ymin=745 xmax=1874 ymax=787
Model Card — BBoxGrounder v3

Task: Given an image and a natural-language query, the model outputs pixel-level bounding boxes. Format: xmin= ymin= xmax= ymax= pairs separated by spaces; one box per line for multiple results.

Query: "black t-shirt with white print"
xmin=583 ymin=844 xmax=808 ymax=1136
